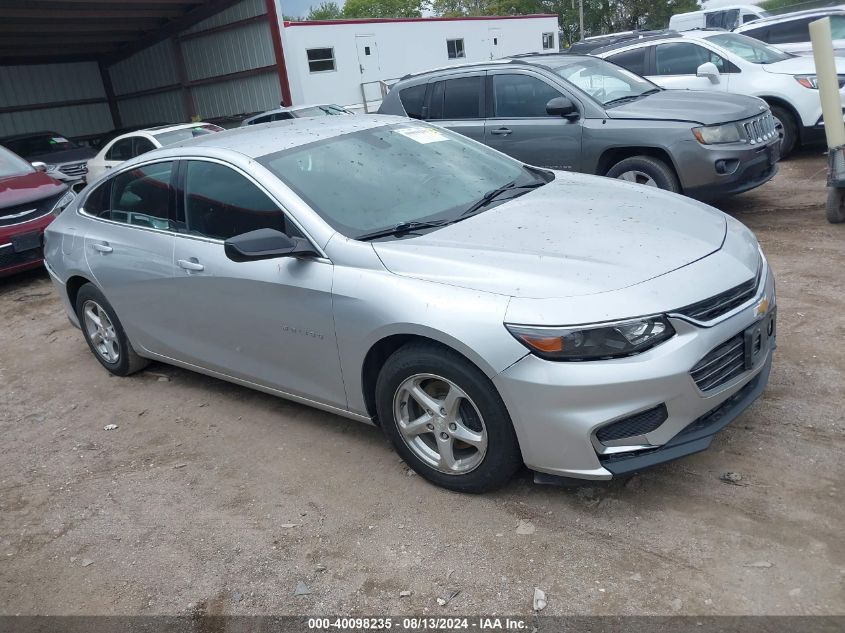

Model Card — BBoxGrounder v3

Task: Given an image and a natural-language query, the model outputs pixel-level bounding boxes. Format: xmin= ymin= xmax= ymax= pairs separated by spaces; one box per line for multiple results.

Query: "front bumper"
xmin=493 ymin=265 xmax=776 ymax=481
xmin=682 ymin=139 xmax=780 ymax=201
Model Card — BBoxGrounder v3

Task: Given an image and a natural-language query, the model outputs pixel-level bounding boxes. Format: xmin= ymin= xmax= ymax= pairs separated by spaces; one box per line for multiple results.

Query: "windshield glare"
xmin=549 ymin=58 xmax=657 ymax=105
xmin=260 ymin=124 xmax=528 ymax=238
xmin=153 ymin=124 xmax=223 ymax=146
xmin=0 ymin=146 xmax=35 ymax=178
xmin=708 ymin=33 xmax=791 ymax=63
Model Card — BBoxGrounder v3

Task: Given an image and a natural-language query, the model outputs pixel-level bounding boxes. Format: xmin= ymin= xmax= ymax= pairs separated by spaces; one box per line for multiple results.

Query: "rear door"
xmin=82 ymin=160 xmax=177 ymax=355
xmin=484 ymin=70 xmax=583 ymax=171
xmin=424 ymin=72 xmax=486 ymax=143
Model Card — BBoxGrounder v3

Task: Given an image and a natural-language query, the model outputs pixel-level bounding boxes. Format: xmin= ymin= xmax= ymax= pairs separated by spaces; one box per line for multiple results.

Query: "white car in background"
xmin=594 ymin=30 xmax=845 ymax=155
xmin=734 ymin=8 xmax=845 ymax=57
xmin=240 ymin=104 xmax=354 ymax=126
xmin=86 ymin=122 xmax=223 ymax=182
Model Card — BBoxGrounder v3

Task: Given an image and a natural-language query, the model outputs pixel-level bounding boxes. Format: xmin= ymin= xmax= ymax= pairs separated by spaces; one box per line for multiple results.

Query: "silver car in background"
xmin=43 ymin=116 xmax=776 ymax=493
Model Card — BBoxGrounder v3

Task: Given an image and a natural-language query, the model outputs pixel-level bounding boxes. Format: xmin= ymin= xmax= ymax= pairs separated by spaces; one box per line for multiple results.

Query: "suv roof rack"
xmin=566 ymin=29 xmax=680 ymax=55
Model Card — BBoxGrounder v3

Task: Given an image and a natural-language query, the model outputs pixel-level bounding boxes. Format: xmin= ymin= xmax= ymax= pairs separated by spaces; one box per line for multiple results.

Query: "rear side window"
xmin=183 ymin=161 xmax=299 ymax=240
xmin=607 ymin=48 xmax=647 ymax=76
xmin=399 ymin=84 xmax=427 ymax=119
xmin=83 ymin=181 xmax=112 ymax=218
xmin=109 ymin=162 xmax=175 ymax=230
xmin=437 ymin=76 xmax=482 ymax=119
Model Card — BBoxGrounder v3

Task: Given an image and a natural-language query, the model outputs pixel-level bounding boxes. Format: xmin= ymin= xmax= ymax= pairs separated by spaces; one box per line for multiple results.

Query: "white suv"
xmin=593 ymin=30 xmax=845 ymax=155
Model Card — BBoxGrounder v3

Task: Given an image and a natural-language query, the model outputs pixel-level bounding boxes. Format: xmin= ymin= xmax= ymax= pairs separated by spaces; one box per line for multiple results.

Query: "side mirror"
xmin=546 ymin=96 xmax=579 ymax=120
xmin=31 ymin=161 xmax=48 ymax=172
xmin=224 ymin=228 xmax=318 ymax=262
xmin=697 ymin=62 xmax=721 ymax=84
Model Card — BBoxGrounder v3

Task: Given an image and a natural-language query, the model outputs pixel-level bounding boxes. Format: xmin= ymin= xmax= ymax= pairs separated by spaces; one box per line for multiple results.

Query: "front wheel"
xmin=375 ymin=343 xmax=522 ymax=493
xmin=606 ymin=155 xmax=680 ymax=193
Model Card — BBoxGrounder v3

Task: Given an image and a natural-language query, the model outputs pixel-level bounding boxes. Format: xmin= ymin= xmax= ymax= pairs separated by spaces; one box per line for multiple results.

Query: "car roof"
xmin=735 ymin=7 xmax=845 ymax=29
xmin=168 ymin=114 xmax=404 ymax=159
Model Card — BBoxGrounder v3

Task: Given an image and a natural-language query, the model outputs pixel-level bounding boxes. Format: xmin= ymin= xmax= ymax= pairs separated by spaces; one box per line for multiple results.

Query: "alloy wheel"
xmin=82 ymin=300 xmax=120 ymax=363
xmin=393 ymin=373 xmax=488 ymax=475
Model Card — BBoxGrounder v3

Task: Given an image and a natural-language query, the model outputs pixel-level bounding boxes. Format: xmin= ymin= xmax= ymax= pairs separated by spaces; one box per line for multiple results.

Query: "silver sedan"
xmin=43 ymin=115 xmax=776 ymax=493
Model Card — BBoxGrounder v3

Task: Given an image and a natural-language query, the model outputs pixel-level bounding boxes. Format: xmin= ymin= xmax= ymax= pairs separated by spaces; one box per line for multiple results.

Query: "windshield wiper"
xmin=356 ymin=220 xmax=451 ymax=241
xmin=604 ymin=88 xmax=661 ymax=107
xmin=460 ymin=181 xmax=544 ymax=218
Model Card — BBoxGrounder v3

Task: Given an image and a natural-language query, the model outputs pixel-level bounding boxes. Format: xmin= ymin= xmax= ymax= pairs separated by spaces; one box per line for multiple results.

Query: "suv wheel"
xmin=375 ymin=342 xmax=522 ymax=493
xmin=606 ymin=156 xmax=680 ymax=193
xmin=76 ymin=283 xmax=149 ymax=376
xmin=826 ymin=187 xmax=845 ymax=223
xmin=770 ymin=105 xmax=797 ymax=157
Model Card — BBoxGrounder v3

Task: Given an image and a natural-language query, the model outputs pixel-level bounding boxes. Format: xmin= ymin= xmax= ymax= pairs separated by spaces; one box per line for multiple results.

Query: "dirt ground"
xmin=1 ymin=150 xmax=843 ymax=618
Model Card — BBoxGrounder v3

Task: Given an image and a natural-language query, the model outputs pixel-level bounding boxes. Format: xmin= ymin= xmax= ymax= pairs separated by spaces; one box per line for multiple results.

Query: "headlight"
xmin=795 ymin=74 xmax=845 ymax=89
xmin=692 ymin=123 xmax=743 ymax=145
xmin=50 ymin=190 xmax=75 ymax=217
xmin=505 ymin=316 xmax=675 ymax=361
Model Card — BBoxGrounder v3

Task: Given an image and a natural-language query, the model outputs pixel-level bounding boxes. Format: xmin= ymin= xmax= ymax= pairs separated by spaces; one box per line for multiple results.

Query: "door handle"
xmin=177 ymin=258 xmax=204 ymax=272
xmin=91 ymin=241 xmax=112 ymax=253
xmin=490 ymin=127 xmax=512 ymax=136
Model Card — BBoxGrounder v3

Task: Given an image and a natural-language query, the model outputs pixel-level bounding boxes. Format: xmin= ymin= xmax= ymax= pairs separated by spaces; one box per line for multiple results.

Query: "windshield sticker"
xmin=50 ymin=137 xmax=68 ymax=144
xmin=395 ymin=127 xmax=448 ymax=144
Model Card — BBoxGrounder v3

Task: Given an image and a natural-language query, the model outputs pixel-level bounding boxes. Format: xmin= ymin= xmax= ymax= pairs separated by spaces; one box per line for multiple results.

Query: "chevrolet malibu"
xmin=43 ymin=116 xmax=776 ymax=493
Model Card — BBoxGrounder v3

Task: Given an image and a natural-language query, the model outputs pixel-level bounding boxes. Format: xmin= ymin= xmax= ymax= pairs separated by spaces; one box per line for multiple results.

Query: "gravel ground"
xmin=1 ymin=149 xmax=843 ymax=617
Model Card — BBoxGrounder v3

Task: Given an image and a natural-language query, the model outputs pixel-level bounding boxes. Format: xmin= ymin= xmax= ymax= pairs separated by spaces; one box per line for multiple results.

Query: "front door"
xmin=167 ymin=159 xmax=346 ymax=409
xmin=82 ymin=160 xmax=177 ymax=355
xmin=484 ymin=71 xmax=583 ymax=171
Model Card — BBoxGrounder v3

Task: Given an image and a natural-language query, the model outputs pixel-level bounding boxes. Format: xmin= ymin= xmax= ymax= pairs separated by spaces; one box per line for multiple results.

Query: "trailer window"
xmin=307 ymin=48 xmax=336 ymax=73
xmin=447 ymin=39 xmax=465 ymax=59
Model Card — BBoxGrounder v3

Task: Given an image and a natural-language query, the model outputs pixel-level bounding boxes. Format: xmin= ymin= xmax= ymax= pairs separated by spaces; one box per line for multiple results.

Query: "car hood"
xmin=0 ymin=171 xmax=66 ymax=209
xmin=372 ymin=173 xmax=727 ymax=299
xmin=761 ymin=54 xmax=845 ymax=74
xmin=605 ymin=90 xmax=766 ymax=125
xmin=25 ymin=147 xmax=97 ymax=164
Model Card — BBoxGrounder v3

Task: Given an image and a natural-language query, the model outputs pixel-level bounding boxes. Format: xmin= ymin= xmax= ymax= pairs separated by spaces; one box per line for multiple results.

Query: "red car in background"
xmin=0 ymin=146 xmax=75 ymax=277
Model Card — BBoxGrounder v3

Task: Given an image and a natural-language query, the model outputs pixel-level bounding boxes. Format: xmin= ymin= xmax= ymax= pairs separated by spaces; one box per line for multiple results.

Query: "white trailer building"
xmin=280 ymin=15 xmax=561 ymax=110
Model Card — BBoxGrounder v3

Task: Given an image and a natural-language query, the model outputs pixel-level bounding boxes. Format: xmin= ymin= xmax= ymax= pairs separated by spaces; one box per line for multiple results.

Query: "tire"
xmin=375 ymin=342 xmax=522 ymax=493
xmin=827 ymin=187 xmax=845 ymax=223
xmin=75 ymin=283 xmax=149 ymax=376
xmin=770 ymin=105 xmax=797 ymax=157
xmin=605 ymin=155 xmax=680 ymax=193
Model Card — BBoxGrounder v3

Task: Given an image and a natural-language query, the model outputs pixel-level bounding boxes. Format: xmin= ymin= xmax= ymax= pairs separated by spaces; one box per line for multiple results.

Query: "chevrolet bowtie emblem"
xmin=755 ymin=297 xmax=770 ymax=317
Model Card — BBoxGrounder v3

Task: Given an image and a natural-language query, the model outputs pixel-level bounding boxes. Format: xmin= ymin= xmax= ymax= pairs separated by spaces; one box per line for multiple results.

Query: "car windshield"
xmin=152 ymin=124 xmax=223 ymax=146
xmin=259 ymin=123 xmax=535 ymax=239
xmin=2 ymin=133 xmax=79 ymax=157
xmin=546 ymin=57 xmax=658 ymax=106
xmin=707 ymin=33 xmax=791 ymax=63
xmin=0 ymin=146 xmax=34 ymax=178
xmin=295 ymin=105 xmax=352 ymax=117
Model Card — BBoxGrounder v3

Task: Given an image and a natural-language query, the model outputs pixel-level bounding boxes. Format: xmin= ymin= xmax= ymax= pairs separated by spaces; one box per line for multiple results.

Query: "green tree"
xmin=342 ymin=0 xmax=427 ymax=18
xmin=306 ymin=1 xmax=344 ymax=19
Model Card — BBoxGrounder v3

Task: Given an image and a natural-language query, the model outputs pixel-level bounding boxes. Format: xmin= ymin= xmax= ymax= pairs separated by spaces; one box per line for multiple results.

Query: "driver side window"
xmin=492 ymin=74 xmax=562 ymax=118
xmin=181 ymin=160 xmax=301 ymax=241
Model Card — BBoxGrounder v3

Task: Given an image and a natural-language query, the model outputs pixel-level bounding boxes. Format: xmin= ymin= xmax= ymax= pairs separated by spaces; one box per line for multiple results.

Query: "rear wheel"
xmin=606 ymin=155 xmax=680 ymax=193
xmin=826 ymin=187 xmax=845 ymax=223
xmin=75 ymin=283 xmax=148 ymax=376
xmin=770 ymin=105 xmax=797 ymax=157
xmin=375 ymin=343 xmax=522 ymax=493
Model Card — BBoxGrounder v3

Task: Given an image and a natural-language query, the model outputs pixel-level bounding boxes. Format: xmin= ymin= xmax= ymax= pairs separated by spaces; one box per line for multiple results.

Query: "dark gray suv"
xmin=378 ymin=55 xmax=781 ymax=200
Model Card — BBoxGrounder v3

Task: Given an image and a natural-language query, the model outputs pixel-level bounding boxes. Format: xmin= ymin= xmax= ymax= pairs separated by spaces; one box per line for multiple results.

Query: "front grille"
xmin=595 ymin=404 xmax=668 ymax=443
xmin=690 ymin=333 xmax=746 ymax=392
xmin=0 ymin=192 xmax=61 ymax=227
xmin=59 ymin=162 xmax=87 ymax=178
xmin=742 ymin=112 xmax=777 ymax=145
xmin=676 ymin=265 xmax=761 ymax=322
xmin=0 ymin=245 xmax=43 ymax=270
